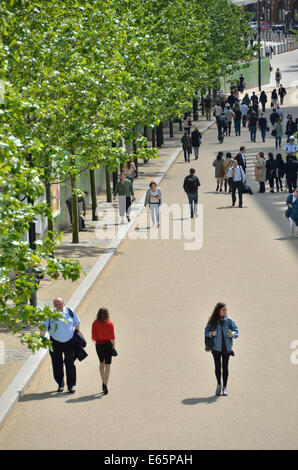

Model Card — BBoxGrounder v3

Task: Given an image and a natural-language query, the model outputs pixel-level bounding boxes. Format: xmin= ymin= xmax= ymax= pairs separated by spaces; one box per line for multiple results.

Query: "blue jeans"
xmin=234 ymin=120 xmax=241 ymax=136
xmin=193 ymin=146 xmax=199 ymax=159
xmin=250 ymin=126 xmax=256 ymax=142
xmin=260 ymin=128 xmax=266 ymax=141
xmin=187 ymin=193 xmax=198 ymax=217
xmin=149 ymin=203 xmax=160 ymax=224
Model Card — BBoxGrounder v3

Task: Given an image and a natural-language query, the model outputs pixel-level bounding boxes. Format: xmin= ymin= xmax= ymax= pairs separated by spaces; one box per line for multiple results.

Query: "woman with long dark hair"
xmin=92 ymin=307 xmax=116 ymax=395
xmin=205 ymin=303 xmax=238 ymax=396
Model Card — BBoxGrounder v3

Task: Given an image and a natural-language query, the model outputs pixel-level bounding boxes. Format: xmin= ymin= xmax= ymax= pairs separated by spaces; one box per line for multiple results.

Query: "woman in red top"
xmin=92 ymin=307 xmax=115 ymax=395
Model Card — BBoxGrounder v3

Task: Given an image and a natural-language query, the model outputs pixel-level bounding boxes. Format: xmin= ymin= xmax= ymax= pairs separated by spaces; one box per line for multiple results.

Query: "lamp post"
xmin=258 ymin=0 xmax=262 ymax=91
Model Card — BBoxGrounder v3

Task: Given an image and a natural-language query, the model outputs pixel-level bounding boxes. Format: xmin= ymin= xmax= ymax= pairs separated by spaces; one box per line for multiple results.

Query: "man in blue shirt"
xmin=227 ymin=160 xmax=246 ymax=208
xmin=44 ymin=298 xmax=81 ymax=393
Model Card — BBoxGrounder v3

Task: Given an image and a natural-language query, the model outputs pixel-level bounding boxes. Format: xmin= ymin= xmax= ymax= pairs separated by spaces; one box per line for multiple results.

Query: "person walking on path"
xmin=254 ymin=152 xmax=266 ymax=193
xmin=66 ymin=191 xmax=88 ymax=230
xmin=214 ymin=102 xmax=223 ymax=130
xmin=266 ymin=153 xmax=279 ymax=193
xmin=276 ymin=153 xmax=285 ymax=191
xmin=248 ymin=111 xmax=258 ymax=142
xmin=242 ymin=93 xmax=250 ymax=106
xmin=183 ymin=114 xmax=192 ymax=135
xmin=144 ymin=181 xmax=162 ymax=227
xmin=205 ymin=302 xmax=238 ymax=397
xmin=223 ymin=152 xmax=234 ymax=192
xmin=259 ymin=91 xmax=267 ymax=113
xmin=284 ymin=136 xmax=298 ymax=160
xmin=224 ymin=104 xmax=235 ymax=136
xmin=183 ymin=168 xmax=200 ymax=218
xmin=204 ymin=94 xmax=212 ymax=121
xmin=227 ymin=160 xmax=246 ymax=207
xmin=233 ymin=104 xmax=242 ymax=137
xmin=213 ymin=152 xmax=225 ymax=192
xmin=122 ymin=160 xmax=136 ymax=183
xmin=270 ymin=108 xmax=280 ymax=127
xmin=43 ymin=298 xmax=81 ymax=393
xmin=92 ymin=307 xmax=116 ymax=395
xmin=113 ymin=173 xmax=135 ymax=223
xmin=235 ymin=146 xmax=247 ymax=173
xmin=240 ymin=102 xmax=248 ymax=127
xmin=286 ymin=188 xmax=298 ymax=237
xmin=273 ymin=119 xmax=283 ymax=149
xmin=218 ymin=112 xmax=227 ymax=142
xmin=271 ymin=89 xmax=278 ymax=108
xmin=285 ymin=158 xmax=298 ymax=193
xmin=278 ymin=85 xmax=287 ymax=105
xmin=181 ymin=132 xmax=192 ymax=163
xmin=191 ymin=126 xmax=202 ymax=159
xmin=276 ymin=105 xmax=283 ymax=122
xmin=275 ymin=68 xmax=282 ymax=87
xmin=251 ymin=92 xmax=258 ymax=106
xmin=258 ymin=113 xmax=268 ymax=142
xmin=285 ymin=117 xmax=297 ymax=142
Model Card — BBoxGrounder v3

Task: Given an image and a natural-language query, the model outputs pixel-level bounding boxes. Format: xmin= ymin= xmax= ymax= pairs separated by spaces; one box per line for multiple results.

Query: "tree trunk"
xmin=160 ymin=122 xmax=164 ymax=145
xmin=133 ymin=138 xmax=138 ymax=178
xmin=70 ymin=156 xmax=79 ymax=244
xmin=152 ymin=127 xmax=156 ymax=147
xmin=169 ymin=120 xmax=174 ymax=138
xmin=179 ymin=119 xmax=182 ymax=131
xmin=89 ymin=168 xmax=98 ymax=221
xmin=105 ymin=166 xmax=112 ymax=202
xmin=45 ymin=181 xmax=54 ymax=239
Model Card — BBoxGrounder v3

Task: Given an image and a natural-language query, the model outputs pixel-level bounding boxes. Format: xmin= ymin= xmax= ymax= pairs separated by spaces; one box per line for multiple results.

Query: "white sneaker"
xmin=222 ymin=387 xmax=228 ymax=396
xmin=215 ymin=384 xmax=221 ymax=396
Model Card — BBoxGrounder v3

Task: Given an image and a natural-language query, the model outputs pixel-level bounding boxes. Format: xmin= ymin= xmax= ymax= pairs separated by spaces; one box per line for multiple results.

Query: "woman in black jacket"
xmin=266 ymin=153 xmax=278 ymax=193
xmin=276 ymin=153 xmax=285 ymax=191
xmin=259 ymin=91 xmax=267 ymax=112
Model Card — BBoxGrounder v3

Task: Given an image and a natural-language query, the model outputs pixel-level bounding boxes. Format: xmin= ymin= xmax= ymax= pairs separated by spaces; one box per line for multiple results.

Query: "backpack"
xmin=185 ymin=176 xmax=198 ymax=193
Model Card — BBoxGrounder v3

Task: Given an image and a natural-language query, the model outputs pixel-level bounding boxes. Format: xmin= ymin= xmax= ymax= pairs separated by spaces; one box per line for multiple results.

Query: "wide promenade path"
xmin=0 ymin=92 xmax=298 ymax=450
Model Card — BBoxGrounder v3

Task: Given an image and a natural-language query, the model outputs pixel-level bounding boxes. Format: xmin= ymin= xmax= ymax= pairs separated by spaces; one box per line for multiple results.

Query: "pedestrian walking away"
xmin=285 ymin=117 xmax=297 ymax=142
xmin=227 ymin=160 xmax=246 ymax=207
xmin=181 ymin=132 xmax=192 ymax=162
xmin=276 ymin=153 xmax=285 ymax=191
xmin=286 ymin=188 xmax=298 ymax=237
xmin=92 ymin=307 xmax=116 ymax=395
xmin=278 ymin=85 xmax=287 ymax=105
xmin=258 ymin=113 xmax=268 ymax=142
xmin=223 ymin=152 xmax=234 ymax=192
xmin=270 ymin=108 xmax=280 ymax=127
xmin=248 ymin=112 xmax=258 ymax=142
xmin=254 ymin=152 xmax=266 ymax=193
xmin=205 ymin=303 xmax=238 ymax=396
xmin=183 ymin=168 xmax=200 ymax=218
xmin=42 ymin=298 xmax=81 ymax=393
xmin=271 ymin=89 xmax=278 ymax=108
xmin=122 ymin=160 xmax=136 ymax=183
xmin=213 ymin=152 xmax=225 ymax=192
xmin=240 ymin=102 xmax=248 ymax=127
xmin=204 ymin=94 xmax=212 ymax=121
xmin=191 ymin=126 xmax=202 ymax=159
xmin=235 ymin=146 xmax=247 ymax=173
xmin=183 ymin=114 xmax=192 ymax=135
xmin=275 ymin=68 xmax=282 ymax=87
xmin=144 ymin=181 xmax=162 ymax=227
xmin=266 ymin=153 xmax=279 ymax=192
xmin=218 ymin=112 xmax=227 ymax=142
xmin=273 ymin=119 xmax=283 ymax=149
xmin=224 ymin=105 xmax=234 ymax=136
xmin=233 ymin=104 xmax=242 ymax=136
xmin=259 ymin=90 xmax=267 ymax=113
xmin=284 ymin=158 xmax=298 ymax=193
xmin=113 ymin=173 xmax=135 ymax=223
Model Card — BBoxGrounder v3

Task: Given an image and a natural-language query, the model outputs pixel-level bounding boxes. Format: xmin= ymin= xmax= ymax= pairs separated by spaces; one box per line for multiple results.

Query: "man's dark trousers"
xmin=49 ymin=337 xmax=76 ymax=389
xmin=232 ymin=181 xmax=243 ymax=206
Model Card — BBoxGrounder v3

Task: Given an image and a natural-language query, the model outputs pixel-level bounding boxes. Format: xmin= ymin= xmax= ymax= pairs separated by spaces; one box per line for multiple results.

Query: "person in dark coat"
xmin=278 ymin=85 xmax=287 ymax=105
xmin=191 ymin=126 xmax=202 ymax=160
xmin=286 ymin=187 xmax=298 ymax=237
xmin=284 ymin=158 xmax=298 ymax=194
xmin=181 ymin=132 xmax=192 ymax=163
xmin=259 ymin=91 xmax=267 ymax=112
xmin=270 ymin=109 xmax=280 ymax=127
xmin=66 ymin=191 xmax=88 ymax=230
xmin=235 ymin=146 xmax=247 ymax=173
xmin=258 ymin=113 xmax=268 ymax=142
xmin=266 ymin=153 xmax=278 ymax=193
xmin=285 ymin=116 xmax=297 ymax=142
xmin=183 ymin=167 xmax=201 ymax=218
xmin=276 ymin=153 xmax=285 ymax=191
xmin=242 ymin=93 xmax=250 ymax=106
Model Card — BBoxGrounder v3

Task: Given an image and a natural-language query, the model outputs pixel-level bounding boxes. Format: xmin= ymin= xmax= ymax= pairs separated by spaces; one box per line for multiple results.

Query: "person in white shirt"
xmin=240 ymin=103 xmax=248 ymax=127
xmin=144 ymin=181 xmax=162 ymax=227
xmin=224 ymin=105 xmax=235 ymax=136
xmin=227 ymin=160 xmax=246 ymax=208
xmin=284 ymin=137 xmax=298 ymax=160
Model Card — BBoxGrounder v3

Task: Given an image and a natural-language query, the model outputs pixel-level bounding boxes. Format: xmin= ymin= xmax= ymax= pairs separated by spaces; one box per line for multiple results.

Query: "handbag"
xmin=271 ymin=129 xmax=277 ymax=137
xmin=266 ymin=126 xmax=270 ymax=132
xmin=205 ymin=335 xmax=214 ymax=352
xmin=285 ymin=208 xmax=291 ymax=218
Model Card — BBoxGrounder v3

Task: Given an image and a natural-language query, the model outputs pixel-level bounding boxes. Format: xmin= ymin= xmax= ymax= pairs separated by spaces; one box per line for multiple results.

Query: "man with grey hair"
xmin=43 ymin=298 xmax=81 ymax=393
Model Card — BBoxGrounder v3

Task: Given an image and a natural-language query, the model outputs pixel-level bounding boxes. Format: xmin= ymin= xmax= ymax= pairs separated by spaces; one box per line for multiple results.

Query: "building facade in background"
xmin=233 ymin=0 xmax=298 ymax=26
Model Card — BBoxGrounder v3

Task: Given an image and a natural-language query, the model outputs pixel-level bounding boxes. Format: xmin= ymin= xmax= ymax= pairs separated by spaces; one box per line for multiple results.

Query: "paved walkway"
xmin=0 ymin=89 xmax=297 ymax=449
